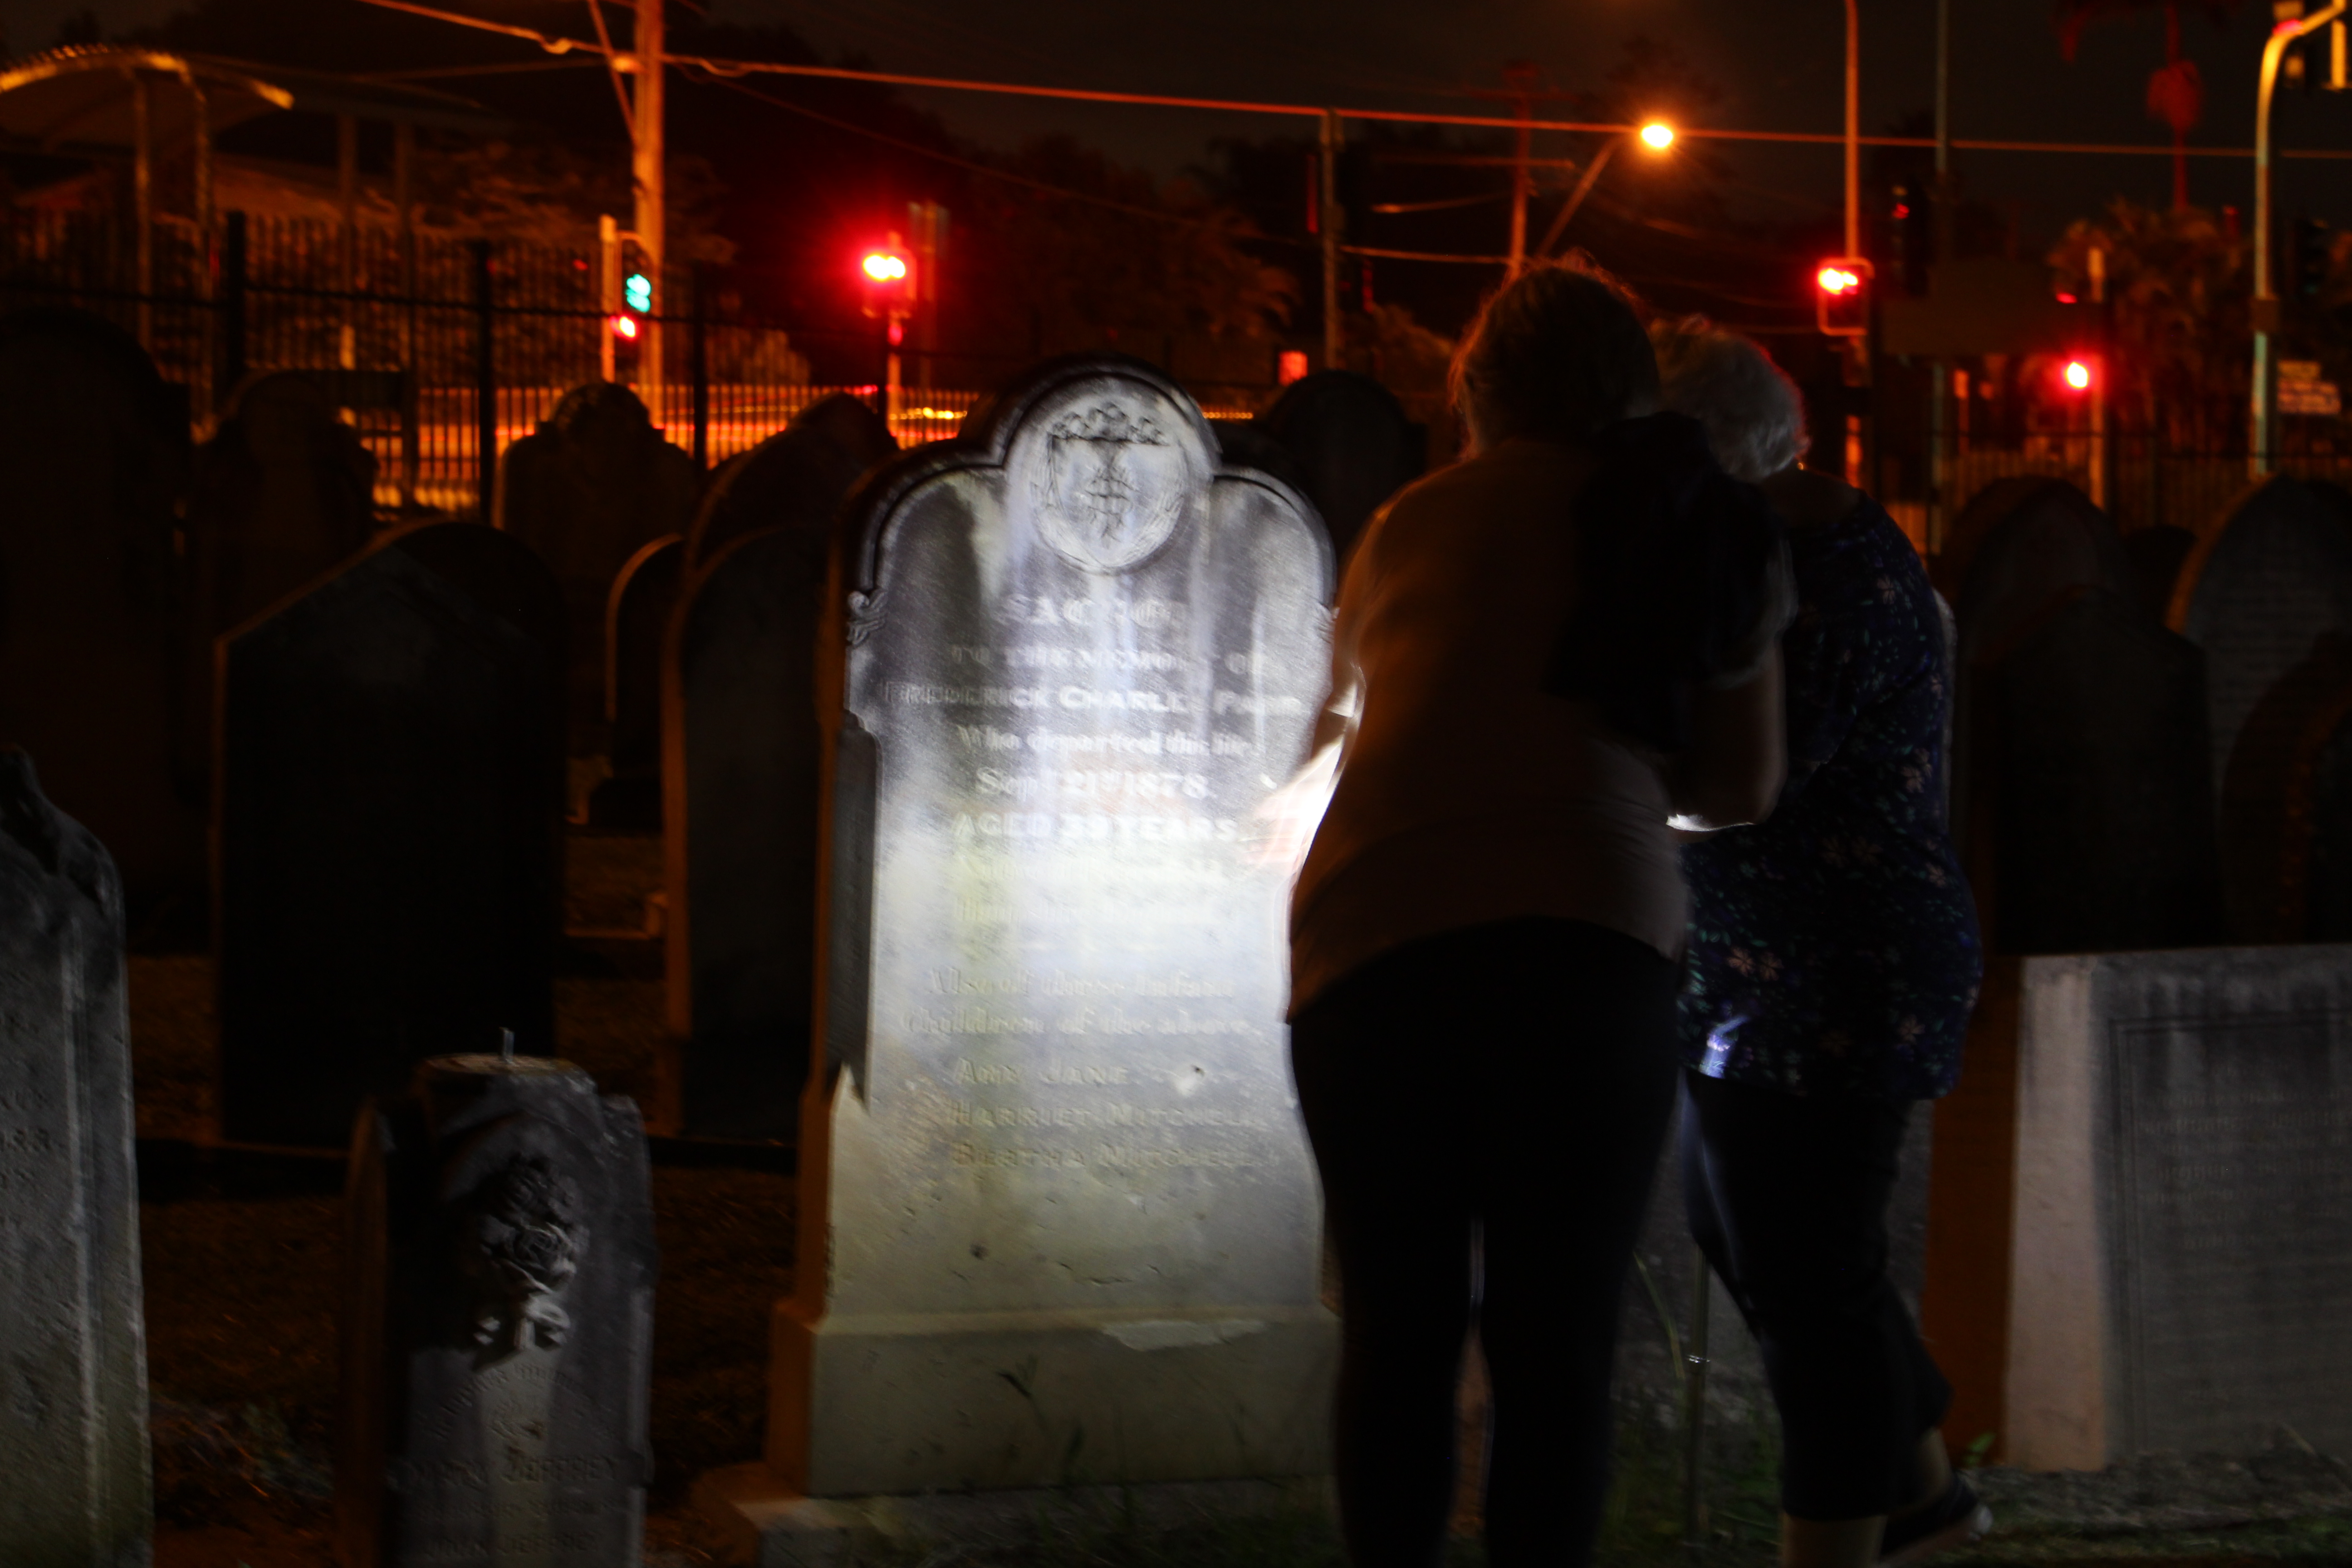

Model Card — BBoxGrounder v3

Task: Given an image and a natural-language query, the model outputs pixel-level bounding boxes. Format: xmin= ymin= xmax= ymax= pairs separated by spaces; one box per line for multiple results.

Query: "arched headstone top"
xmin=381 ymin=519 xmax=567 ymax=666
xmin=684 ymin=402 xmax=896 ymax=572
xmin=540 ymin=380 xmax=660 ymax=445
xmin=1947 ymin=477 xmax=2136 ymax=667
xmin=1254 ymin=369 xmax=1423 ymax=562
xmin=2172 ymin=474 xmax=2352 ymax=637
xmin=840 ymin=354 xmax=1333 ymax=636
xmin=0 ymin=305 xmax=186 ymax=453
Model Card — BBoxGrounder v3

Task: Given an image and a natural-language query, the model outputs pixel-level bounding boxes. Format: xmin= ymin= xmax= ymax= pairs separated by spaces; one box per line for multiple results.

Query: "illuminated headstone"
xmin=777 ymin=355 xmax=1338 ymax=1496
xmin=0 ymin=749 xmax=152 ymax=1563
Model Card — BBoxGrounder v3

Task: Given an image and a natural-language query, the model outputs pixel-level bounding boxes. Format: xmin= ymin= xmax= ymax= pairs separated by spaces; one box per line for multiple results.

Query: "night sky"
xmin=28 ymin=0 xmax=2352 ymax=248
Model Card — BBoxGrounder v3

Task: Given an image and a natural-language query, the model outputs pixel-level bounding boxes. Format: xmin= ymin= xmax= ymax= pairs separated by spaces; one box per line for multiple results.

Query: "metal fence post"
xmin=219 ymin=210 xmax=248 ymax=410
xmin=471 ymin=238 xmax=497 ymax=519
xmin=690 ymin=262 xmax=710 ymax=471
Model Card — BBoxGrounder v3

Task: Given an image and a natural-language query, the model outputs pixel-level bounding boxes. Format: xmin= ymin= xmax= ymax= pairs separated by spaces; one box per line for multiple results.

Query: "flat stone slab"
xmin=692 ymin=1461 xmax=1329 ymax=1568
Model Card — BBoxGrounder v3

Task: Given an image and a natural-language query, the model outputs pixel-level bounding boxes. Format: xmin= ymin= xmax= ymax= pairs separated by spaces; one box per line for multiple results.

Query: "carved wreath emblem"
xmin=461 ymin=1154 xmax=583 ymax=1355
xmin=1033 ymin=403 xmax=1187 ymax=573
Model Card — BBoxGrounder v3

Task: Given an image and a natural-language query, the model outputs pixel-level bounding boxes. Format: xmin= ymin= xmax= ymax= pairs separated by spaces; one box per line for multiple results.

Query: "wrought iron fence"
xmin=0 ymin=209 xmax=985 ymax=515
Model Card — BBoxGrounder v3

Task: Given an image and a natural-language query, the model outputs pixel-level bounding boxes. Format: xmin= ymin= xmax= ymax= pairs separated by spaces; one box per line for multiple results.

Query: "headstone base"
xmin=691 ymin=1462 xmax=1331 ymax=1568
xmin=769 ymin=1305 xmax=1337 ymax=1498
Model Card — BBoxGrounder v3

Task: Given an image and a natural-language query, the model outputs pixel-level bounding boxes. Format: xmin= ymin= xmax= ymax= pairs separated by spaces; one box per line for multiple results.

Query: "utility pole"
xmin=2252 ymin=0 xmax=2347 ymax=476
xmin=630 ymin=0 xmax=665 ymax=421
xmin=1928 ymin=0 xmax=1952 ymax=552
xmin=1504 ymin=60 xmax=1537 ymax=276
xmin=1320 ymin=109 xmax=1343 ymax=372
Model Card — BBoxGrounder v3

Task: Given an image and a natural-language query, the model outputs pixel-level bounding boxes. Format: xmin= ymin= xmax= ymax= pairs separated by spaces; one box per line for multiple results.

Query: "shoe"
xmin=1877 ymin=1474 xmax=1991 ymax=1566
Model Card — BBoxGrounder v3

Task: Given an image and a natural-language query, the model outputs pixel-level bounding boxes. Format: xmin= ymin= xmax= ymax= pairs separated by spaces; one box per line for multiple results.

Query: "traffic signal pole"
xmin=632 ymin=0 xmax=665 ymax=423
xmin=1320 ymin=110 xmax=1343 ymax=372
xmin=2253 ymin=0 xmax=2347 ymax=477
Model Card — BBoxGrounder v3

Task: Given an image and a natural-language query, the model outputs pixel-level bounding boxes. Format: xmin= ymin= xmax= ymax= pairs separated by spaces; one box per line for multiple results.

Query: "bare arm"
xmin=1665 ymin=645 xmax=1785 ymax=831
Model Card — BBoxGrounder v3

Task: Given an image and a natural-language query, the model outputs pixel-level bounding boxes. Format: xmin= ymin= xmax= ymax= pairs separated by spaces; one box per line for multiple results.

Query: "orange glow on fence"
xmin=1818 ymin=265 xmax=1861 ymax=294
xmin=862 ymin=252 xmax=908 ymax=282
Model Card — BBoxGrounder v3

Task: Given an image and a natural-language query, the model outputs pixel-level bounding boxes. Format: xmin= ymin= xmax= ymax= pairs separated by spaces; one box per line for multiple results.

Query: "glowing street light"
xmin=1639 ymin=121 xmax=1676 ymax=151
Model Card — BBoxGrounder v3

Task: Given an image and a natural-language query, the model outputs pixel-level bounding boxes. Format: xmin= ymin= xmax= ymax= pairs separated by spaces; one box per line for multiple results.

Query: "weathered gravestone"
xmin=1977 ymin=590 xmax=2221 ymax=952
xmin=2173 ymin=475 xmax=2352 ymax=804
xmin=0 ymin=306 xmax=200 ymax=927
xmin=1923 ymin=945 xmax=2352 ymax=1470
xmin=0 ymin=749 xmax=152 ymax=1565
xmin=1253 ymin=369 xmax=1425 ymax=561
xmin=685 ymin=392 xmax=896 ymax=570
xmin=585 ymin=534 xmax=684 ymax=832
xmin=2216 ymin=633 xmax=2352 ymax=941
xmin=768 ymin=354 xmax=1338 ymax=1500
xmin=217 ymin=527 xmax=564 ymax=1147
xmin=659 ymin=522 xmax=831 ymax=1140
xmin=497 ymin=383 xmax=698 ymax=755
xmin=1943 ymin=482 xmax=2213 ymax=951
xmin=340 ymin=1050 xmax=656 ymax=1568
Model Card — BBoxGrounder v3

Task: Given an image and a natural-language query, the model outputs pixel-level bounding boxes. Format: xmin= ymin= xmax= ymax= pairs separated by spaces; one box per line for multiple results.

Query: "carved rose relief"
xmin=459 ymin=1153 xmax=584 ymax=1355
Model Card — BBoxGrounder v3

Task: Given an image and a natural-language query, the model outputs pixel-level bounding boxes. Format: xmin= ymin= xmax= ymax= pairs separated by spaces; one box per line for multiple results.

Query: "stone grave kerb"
xmin=777 ymin=353 xmax=1337 ymax=1500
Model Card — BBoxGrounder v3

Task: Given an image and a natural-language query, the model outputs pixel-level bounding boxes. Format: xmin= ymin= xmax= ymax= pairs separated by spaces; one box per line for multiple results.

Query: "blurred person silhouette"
xmin=1284 ymin=259 xmax=1793 ymax=1568
xmin=1653 ymin=317 xmax=1988 ymax=1568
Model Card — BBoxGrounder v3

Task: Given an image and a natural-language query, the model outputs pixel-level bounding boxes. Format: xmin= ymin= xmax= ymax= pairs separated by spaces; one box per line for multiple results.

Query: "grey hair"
xmin=1648 ymin=316 xmax=1808 ymax=482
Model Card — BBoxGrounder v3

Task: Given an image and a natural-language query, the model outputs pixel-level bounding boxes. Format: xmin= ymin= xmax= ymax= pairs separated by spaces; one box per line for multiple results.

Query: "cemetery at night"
xmin=5 ymin=1 xmax=2352 ymax=1565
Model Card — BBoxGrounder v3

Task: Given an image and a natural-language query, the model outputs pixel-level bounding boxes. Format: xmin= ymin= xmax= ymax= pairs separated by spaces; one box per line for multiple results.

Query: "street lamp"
xmin=2252 ymin=0 xmax=2348 ymax=476
xmin=1532 ymin=119 xmax=1675 ymax=259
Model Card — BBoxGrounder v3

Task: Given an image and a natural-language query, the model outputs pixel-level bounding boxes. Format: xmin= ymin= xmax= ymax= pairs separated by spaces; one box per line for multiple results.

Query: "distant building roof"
xmin=0 ymin=45 xmax=506 ymax=156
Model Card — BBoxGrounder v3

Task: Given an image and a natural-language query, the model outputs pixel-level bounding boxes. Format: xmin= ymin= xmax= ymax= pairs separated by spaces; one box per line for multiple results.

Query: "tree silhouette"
xmin=2054 ymin=0 xmax=2245 ymax=209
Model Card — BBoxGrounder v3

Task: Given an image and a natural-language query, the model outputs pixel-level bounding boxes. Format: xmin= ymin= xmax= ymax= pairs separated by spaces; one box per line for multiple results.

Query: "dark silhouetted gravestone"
xmin=1254 ymin=369 xmax=1423 ymax=561
xmin=0 ymin=307 xmax=199 ymax=928
xmin=0 ymin=749 xmax=151 ymax=1564
xmin=1946 ymin=479 xmax=2147 ymax=930
xmin=340 ymin=1051 xmax=655 ymax=1568
xmin=2300 ymin=697 xmax=2352 ymax=940
xmin=2176 ymin=475 xmax=2352 ymax=800
xmin=2123 ymin=524 xmax=2196 ymax=621
xmin=771 ymin=354 xmax=1335 ymax=1499
xmin=586 ymin=535 xmax=683 ymax=833
xmin=496 ymin=383 xmax=697 ymax=755
xmin=659 ymin=526 xmax=826 ymax=1140
xmin=181 ymin=371 xmax=380 ymax=806
xmin=217 ymin=534 xmax=562 ymax=1147
xmin=191 ymin=370 xmax=378 ymax=630
xmin=2218 ymin=633 xmax=2352 ymax=942
xmin=1980 ymin=589 xmax=2221 ymax=953
xmin=684 ymin=392 xmax=895 ymax=570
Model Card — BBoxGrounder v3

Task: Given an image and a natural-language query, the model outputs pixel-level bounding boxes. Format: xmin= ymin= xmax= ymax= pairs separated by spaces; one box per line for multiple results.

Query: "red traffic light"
xmin=1815 ymin=257 xmax=1872 ymax=337
xmin=859 ymin=240 xmax=916 ymax=318
xmin=2062 ymin=358 xmax=2093 ymax=392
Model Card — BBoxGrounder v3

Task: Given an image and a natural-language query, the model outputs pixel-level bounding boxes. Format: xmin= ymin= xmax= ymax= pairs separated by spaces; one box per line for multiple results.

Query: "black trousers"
xmin=1679 ymin=1069 xmax=1952 ymax=1520
xmin=1290 ymin=918 xmax=1681 ymax=1568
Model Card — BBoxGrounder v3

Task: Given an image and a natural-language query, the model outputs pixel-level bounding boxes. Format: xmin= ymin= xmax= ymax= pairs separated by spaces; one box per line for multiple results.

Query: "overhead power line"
xmin=352 ymin=0 xmax=2352 ymax=161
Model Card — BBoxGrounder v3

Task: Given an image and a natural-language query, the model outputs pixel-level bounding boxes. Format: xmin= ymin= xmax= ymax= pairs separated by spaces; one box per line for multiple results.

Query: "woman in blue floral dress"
xmin=1653 ymin=319 xmax=1987 ymax=1568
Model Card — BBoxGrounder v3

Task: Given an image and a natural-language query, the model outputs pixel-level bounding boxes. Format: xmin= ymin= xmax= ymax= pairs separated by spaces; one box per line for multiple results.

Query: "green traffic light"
xmin=624 ymin=272 xmax=652 ymax=313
